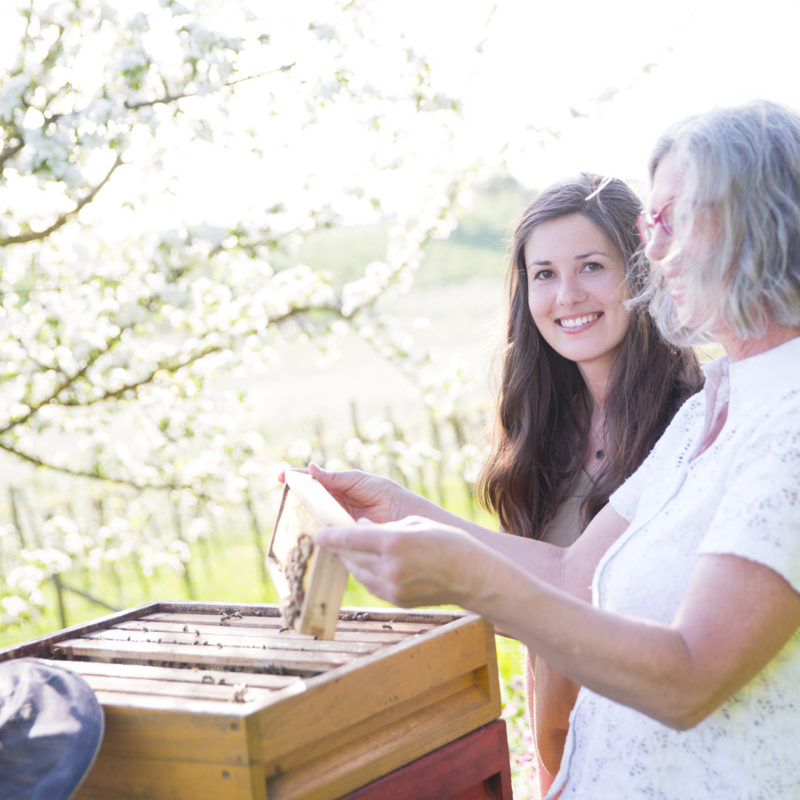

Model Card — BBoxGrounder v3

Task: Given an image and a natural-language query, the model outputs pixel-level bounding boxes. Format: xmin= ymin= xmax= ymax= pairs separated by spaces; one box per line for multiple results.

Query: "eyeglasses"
xmin=637 ymin=199 xmax=675 ymax=245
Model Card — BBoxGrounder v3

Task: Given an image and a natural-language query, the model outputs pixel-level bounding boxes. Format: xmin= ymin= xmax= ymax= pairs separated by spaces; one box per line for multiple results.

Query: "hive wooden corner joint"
xmin=268 ymin=471 xmax=351 ymax=639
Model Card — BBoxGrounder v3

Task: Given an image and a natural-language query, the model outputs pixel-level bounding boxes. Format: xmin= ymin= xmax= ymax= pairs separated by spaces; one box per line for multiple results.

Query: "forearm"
xmin=415 ymin=501 xmax=568 ymax=582
xmin=308 ymin=463 xmax=569 ymax=584
xmin=458 ymin=552 xmax=697 ymax=729
xmin=317 ymin=496 xmax=800 ymax=733
xmin=317 ymin=511 xmax=699 ymax=726
xmin=532 ymin=658 xmax=580 ymax=774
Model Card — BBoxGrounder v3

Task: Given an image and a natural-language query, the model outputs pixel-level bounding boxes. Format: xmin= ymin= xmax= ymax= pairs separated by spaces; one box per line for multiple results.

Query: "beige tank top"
xmin=539 ymin=469 xmax=593 ymax=547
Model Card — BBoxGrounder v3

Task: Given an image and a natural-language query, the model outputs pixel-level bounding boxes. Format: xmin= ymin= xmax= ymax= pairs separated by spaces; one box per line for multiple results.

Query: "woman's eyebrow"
xmin=574 ymin=249 xmax=611 ymax=260
xmin=527 ymin=249 xmax=611 ymax=268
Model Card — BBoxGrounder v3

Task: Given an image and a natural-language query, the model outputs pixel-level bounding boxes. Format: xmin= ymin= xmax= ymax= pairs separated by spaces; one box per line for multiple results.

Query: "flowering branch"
xmin=0 ymin=327 xmax=128 ymax=434
xmin=0 ymin=439 xmax=200 ymax=493
xmin=0 ymin=153 xmax=125 ymax=247
xmin=123 ymin=63 xmax=296 ymax=111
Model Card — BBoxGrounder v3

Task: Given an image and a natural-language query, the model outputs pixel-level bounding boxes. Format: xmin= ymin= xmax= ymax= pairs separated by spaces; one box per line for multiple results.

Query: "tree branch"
xmin=0 ymin=326 xmax=127 ymax=435
xmin=0 ymin=20 xmax=65 ymax=175
xmin=0 ymin=439 xmax=201 ymax=494
xmin=50 ymin=302 xmax=341 ymax=407
xmin=0 ymin=302 xmax=343 ymax=489
xmin=60 ymin=342 xmax=227 ymax=406
xmin=11 ymin=334 xmax=63 ymax=377
xmin=0 ymin=58 xmax=294 ymax=235
xmin=59 ymin=582 xmax=121 ymax=612
xmin=123 ymin=63 xmax=295 ymax=111
xmin=0 ymin=152 xmax=125 ymax=247
xmin=0 ymin=139 xmax=25 ymax=174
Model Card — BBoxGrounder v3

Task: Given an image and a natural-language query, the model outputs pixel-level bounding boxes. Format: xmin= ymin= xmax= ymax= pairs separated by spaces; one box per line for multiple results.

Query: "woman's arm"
xmin=309 ymin=463 xmax=623 ymax=596
xmin=315 ymin=509 xmax=800 ymax=730
xmin=308 ymin=462 xmax=515 ymax=538
xmin=473 ymin=547 xmax=800 ymax=730
xmin=532 ymin=658 xmax=580 ymax=775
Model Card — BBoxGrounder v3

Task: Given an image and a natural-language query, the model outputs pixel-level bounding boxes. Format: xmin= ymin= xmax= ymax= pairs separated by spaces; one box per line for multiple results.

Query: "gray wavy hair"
xmin=641 ymin=100 xmax=800 ymax=345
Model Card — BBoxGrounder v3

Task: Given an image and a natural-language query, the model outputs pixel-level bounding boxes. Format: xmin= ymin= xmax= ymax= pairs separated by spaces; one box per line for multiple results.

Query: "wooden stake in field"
xmin=268 ymin=471 xmax=351 ymax=639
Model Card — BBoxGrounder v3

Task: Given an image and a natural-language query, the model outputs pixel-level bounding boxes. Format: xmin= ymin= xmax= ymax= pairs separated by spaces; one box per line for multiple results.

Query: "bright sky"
xmin=2 ymin=0 xmax=800 ymax=221
xmin=435 ymin=0 xmax=800 ymax=191
xmin=179 ymin=0 xmax=800 ymax=221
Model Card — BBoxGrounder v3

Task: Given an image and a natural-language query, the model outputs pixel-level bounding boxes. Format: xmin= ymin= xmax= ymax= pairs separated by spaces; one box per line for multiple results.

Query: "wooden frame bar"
xmin=268 ymin=472 xmax=352 ymax=639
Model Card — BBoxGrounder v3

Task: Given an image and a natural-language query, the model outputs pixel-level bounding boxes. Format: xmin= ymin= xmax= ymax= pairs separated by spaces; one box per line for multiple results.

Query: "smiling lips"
xmin=556 ymin=312 xmax=603 ymax=330
xmin=664 ymin=273 xmax=686 ymax=299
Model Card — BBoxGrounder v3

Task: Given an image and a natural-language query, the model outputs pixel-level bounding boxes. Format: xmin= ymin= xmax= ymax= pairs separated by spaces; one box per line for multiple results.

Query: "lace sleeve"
xmin=699 ymin=398 xmax=800 ymax=593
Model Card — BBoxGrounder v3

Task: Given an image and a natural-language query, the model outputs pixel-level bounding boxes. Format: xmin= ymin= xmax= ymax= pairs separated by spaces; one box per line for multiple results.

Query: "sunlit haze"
xmin=2 ymin=0 xmax=797 ymax=225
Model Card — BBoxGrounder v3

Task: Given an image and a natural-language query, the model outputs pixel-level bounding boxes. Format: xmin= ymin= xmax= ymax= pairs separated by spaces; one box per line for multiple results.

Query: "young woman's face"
xmin=524 ymin=213 xmax=631 ymax=378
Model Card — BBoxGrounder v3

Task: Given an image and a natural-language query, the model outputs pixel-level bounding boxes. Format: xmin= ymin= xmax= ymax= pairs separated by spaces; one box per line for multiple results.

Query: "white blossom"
xmin=0 ymin=0 xmax=492 ymax=631
xmin=1 ymin=595 xmax=37 ymax=627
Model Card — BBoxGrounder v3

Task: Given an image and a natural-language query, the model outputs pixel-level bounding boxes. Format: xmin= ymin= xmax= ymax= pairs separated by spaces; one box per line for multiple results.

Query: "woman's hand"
xmin=314 ymin=515 xmax=484 ymax=608
xmin=303 ymin=463 xmax=413 ymax=523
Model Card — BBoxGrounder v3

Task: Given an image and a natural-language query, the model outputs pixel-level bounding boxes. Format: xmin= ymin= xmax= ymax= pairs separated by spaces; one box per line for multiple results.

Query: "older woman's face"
xmin=645 ymin=151 xmax=686 ymax=302
xmin=644 ymin=150 xmax=713 ymax=328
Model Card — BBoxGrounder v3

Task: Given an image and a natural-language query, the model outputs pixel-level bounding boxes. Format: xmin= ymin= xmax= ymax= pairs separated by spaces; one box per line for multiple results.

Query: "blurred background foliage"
xmin=0 ymin=3 xmax=594 ymax=795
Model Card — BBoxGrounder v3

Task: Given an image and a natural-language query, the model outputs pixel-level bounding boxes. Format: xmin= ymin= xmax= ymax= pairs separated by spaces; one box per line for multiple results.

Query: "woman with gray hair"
xmin=310 ymin=99 xmax=800 ymax=798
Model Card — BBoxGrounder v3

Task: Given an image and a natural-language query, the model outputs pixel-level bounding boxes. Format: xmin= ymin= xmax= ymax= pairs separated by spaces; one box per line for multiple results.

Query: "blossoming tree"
xmin=0 ymin=0 xmax=497 ymax=627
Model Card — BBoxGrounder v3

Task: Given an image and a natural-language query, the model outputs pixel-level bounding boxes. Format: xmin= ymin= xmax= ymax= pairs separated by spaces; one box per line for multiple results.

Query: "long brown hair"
xmin=477 ymin=174 xmax=704 ymax=539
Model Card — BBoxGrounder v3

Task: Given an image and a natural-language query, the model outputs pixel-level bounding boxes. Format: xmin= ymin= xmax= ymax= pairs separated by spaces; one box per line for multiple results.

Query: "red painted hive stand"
xmin=342 ymin=718 xmax=512 ymax=800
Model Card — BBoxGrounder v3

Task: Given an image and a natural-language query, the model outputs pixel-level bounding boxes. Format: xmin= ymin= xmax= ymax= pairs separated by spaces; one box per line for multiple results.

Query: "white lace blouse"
xmin=546 ymin=336 xmax=800 ymax=800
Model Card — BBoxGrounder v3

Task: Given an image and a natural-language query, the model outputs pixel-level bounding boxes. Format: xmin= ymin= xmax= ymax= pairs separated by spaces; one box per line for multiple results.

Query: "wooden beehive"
xmin=0 ymin=601 xmax=502 ymax=800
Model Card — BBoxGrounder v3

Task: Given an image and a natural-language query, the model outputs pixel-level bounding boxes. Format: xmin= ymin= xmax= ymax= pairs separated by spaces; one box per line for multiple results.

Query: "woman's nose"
xmin=645 ymin=225 xmax=672 ymax=264
xmin=556 ymin=276 xmax=587 ymax=305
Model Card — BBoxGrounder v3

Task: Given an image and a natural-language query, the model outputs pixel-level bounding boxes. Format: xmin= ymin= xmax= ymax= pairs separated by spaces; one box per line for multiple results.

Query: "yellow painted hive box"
xmin=0 ymin=601 xmax=502 ymax=800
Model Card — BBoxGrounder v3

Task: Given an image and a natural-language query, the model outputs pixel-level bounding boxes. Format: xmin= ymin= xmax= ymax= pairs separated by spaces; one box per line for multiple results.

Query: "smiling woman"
xmin=473 ymin=173 xmax=703 ymax=797
xmin=524 ymin=213 xmax=631 ymax=380
xmin=478 ymin=174 xmax=702 ymax=543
